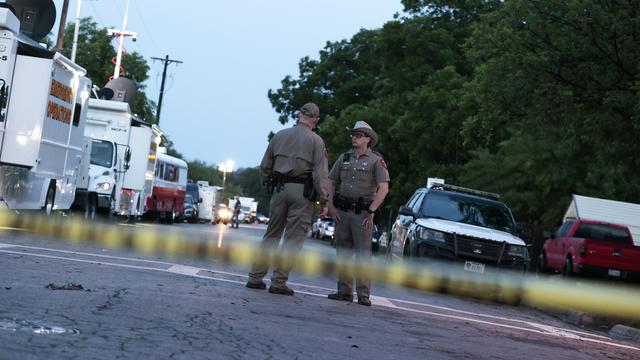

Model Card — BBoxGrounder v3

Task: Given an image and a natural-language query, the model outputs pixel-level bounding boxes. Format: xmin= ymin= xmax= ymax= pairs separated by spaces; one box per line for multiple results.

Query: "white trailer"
xmin=81 ymin=98 xmax=161 ymax=218
xmin=211 ymin=186 xmax=223 ymax=207
xmin=0 ymin=7 xmax=91 ymax=213
xmin=564 ymin=194 xmax=640 ymax=246
xmin=196 ymin=181 xmax=223 ymax=222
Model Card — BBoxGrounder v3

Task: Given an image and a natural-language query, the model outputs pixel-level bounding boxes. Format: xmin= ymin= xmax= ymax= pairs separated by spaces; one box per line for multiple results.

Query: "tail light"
xmin=579 ymin=243 xmax=587 ymax=256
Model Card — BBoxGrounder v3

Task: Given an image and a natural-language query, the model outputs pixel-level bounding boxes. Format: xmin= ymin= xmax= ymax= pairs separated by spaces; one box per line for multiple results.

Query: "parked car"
xmin=256 ymin=213 xmax=269 ymax=224
xmin=372 ymin=225 xmax=382 ymax=253
xmin=318 ymin=219 xmax=335 ymax=244
xmin=388 ymin=180 xmax=530 ymax=274
xmin=241 ymin=210 xmax=256 ymax=223
xmin=539 ymin=219 xmax=640 ymax=280
xmin=182 ymin=194 xmax=198 ymax=223
xmin=311 ymin=217 xmax=333 ymax=239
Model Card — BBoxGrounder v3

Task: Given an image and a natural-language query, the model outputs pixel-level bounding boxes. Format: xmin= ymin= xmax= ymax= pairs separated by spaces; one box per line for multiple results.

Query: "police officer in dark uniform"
xmin=232 ymin=197 xmax=241 ymax=228
xmin=246 ymin=103 xmax=329 ymax=296
xmin=327 ymin=121 xmax=390 ymax=306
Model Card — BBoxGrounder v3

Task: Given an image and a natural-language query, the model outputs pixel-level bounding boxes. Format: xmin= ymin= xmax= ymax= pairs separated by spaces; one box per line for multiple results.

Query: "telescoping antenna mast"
xmin=107 ymin=0 xmax=138 ymax=79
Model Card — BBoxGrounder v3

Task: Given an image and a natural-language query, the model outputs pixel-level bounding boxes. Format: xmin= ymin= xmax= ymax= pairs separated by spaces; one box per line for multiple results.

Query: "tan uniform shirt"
xmin=259 ymin=123 xmax=329 ymax=200
xmin=328 ymin=149 xmax=390 ymax=202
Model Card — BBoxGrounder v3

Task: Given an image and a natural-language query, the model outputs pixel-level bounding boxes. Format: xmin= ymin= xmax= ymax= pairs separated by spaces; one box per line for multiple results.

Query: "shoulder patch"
xmin=324 ymin=147 xmax=328 ymax=158
xmin=379 ymin=158 xmax=388 ymax=170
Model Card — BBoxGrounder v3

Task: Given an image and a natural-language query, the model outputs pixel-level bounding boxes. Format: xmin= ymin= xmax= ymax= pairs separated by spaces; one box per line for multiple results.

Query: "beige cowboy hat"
xmin=347 ymin=121 xmax=378 ymax=147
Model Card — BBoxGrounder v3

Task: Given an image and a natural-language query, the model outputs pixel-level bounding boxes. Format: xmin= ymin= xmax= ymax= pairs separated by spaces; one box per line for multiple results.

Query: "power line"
xmin=132 ymin=0 xmax=163 ymax=55
xmin=151 ymin=55 xmax=183 ymax=126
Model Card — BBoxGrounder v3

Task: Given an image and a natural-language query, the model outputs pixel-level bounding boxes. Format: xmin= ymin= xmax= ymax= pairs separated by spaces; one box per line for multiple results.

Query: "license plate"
xmin=464 ymin=261 xmax=485 ymax=274
xmin=608 ymin=269 xmax=621 ymax=277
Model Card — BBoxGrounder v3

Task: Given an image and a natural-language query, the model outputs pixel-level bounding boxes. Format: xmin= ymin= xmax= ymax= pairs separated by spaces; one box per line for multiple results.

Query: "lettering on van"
xmin=49 ymin=80 xmax=73 ymax=103
xmin=46 ymin=101 xmax=72 ymax=124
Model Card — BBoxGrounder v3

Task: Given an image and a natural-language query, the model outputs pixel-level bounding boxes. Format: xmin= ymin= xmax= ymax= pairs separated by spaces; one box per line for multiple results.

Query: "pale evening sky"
xmin=51 ymin=0 xmax=404 ymax=169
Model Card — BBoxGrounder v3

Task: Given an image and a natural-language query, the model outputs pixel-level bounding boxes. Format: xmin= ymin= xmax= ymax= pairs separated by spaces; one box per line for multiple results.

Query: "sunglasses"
xmin=350 ymin=132 xmax=368 ymax=139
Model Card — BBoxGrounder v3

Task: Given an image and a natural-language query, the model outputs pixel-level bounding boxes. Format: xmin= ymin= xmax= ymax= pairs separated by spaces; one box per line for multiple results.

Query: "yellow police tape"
xmin=1 ymin=211 xmax=640 ymax=320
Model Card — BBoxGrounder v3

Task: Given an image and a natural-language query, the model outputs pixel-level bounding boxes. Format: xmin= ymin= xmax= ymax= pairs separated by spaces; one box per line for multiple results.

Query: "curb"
xmin=609 ymin=325 xmax=640 ymax=342
xmin=561 ymin=310 xmax=640 ymax=342
xmin=564 ymin=310 xmax=613 ymax=328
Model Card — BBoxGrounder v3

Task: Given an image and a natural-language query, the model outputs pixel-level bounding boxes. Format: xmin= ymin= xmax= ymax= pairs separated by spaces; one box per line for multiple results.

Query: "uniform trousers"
xmin=334 ymin=209 xmax=373 ymax=298
xmin=248 ymin=183 xmax=313 ymax=288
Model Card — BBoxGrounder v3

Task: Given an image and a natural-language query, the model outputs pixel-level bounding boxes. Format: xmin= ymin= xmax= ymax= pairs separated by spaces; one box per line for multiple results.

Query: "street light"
xmin=218 ymin=160 xmax=234 ymax=199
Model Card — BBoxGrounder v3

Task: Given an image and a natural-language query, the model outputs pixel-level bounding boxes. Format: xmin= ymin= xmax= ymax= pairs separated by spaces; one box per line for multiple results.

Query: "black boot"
xmin=327 ymin=293 xmax=353 ymax=302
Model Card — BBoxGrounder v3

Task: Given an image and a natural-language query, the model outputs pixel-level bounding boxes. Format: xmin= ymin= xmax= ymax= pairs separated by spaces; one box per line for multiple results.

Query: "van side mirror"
xmin=124 ymin=148 xmax=131 ymax=170
xmin=398 ymin=206 xmax=414 ymax=217
xmin=198 ymin=198 xmax=203 ymax=203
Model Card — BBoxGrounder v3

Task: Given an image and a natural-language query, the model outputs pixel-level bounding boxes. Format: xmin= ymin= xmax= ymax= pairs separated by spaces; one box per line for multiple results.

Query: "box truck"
xmin=0 ymin=3 xmax=92 ymax=214
xmin=77 ymin=97 xmax=161 ymax=219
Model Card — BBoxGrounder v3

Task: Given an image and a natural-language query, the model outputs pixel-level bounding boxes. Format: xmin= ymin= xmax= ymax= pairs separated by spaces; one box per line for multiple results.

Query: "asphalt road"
xmin=0 ymin=221 xmax=638 ymax=359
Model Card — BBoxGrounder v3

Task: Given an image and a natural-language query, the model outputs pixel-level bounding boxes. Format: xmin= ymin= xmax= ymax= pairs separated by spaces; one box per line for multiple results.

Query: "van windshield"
xmin=90 ymin=140 xmax=114 ymax=168
xmin=420 ymin=191 xmax=516 ymax=234
xmin=186 ymin=183 xmax=199 ymax=202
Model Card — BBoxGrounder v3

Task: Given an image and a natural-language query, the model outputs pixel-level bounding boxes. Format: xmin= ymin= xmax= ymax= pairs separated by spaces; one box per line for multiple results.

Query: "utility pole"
xmin=151 ymin=55 xmax=183 ymax=126
xmin=55 ymin=0 xmax=70 ymax=51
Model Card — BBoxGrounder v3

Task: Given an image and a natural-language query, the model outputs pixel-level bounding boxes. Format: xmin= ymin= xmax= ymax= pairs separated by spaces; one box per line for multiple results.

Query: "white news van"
xmin=79 ymin=98 xmax=161 ymax=218
xmin=0 ymin=6 xmax=91 ymax=213
xmin=196 ymin=181 xmax=223 ymax=222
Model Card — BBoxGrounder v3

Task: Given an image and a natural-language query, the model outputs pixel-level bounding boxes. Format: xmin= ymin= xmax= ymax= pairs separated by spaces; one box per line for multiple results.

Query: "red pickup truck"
xmin=539 ymin=219 xmax=640 ymax=281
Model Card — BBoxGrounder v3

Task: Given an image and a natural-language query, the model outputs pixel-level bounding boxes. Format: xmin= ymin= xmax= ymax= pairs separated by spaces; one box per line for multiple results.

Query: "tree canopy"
xmin=268 ymin=0 xmax=640 ymax=226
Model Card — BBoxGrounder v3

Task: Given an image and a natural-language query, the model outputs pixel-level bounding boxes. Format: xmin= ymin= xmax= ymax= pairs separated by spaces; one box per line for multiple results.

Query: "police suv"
xmin=388 ymin=179 xmax=529 ymax=273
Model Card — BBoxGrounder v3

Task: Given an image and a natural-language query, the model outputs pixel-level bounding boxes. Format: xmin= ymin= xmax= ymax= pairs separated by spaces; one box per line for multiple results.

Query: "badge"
xmin=362 ymin=160 xmax=368 ymax=167
xmin=380 ymin=158 xmax=387 ymax=169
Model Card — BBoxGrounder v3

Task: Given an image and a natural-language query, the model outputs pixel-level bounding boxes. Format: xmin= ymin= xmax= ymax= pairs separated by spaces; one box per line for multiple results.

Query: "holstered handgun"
xmin=303 ymin=176 xmax=316 ymax=201
xmin=266 ymin=174 xmax=274 ymax=195
xmin=266 ymin=172 xmax=286 ymax=195
xmin=355 ymin=197 xmax=364 ymax=214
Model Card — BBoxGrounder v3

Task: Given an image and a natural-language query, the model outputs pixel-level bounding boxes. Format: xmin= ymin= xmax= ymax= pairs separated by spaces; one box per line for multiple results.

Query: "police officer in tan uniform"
xmin=246 ymin=103 xmax=329 ymax=296
xmin=327 ymin=121 xmax=389 ymax=306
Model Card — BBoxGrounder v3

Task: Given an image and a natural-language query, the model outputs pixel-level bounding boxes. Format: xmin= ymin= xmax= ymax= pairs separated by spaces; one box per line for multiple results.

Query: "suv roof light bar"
xmin=430 ymin=183 xmax=501 ymax=200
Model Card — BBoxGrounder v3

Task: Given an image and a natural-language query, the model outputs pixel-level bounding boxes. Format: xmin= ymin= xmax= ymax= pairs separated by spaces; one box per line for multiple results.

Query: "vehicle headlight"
xmin=507 ymin=245 xmax=528 ymax=258
xmin=97 ymin=182 xmax=112 ymax=191
xmin=416 ymin=226 xmax=446 ymax=243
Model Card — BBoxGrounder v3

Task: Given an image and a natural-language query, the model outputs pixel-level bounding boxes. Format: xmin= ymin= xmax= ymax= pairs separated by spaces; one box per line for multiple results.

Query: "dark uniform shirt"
xmin=328 ymin=149 xmax=390 ymax=202
xmin=259 ymin=123 xmax=328 ymax=200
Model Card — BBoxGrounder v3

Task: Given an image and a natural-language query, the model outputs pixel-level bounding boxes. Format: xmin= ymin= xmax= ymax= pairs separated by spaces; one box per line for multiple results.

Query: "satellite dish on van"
xmin=103 ymin=78 xmax=138 ymax=107
xmin=6 ymin=0 xmax=57 ymax=40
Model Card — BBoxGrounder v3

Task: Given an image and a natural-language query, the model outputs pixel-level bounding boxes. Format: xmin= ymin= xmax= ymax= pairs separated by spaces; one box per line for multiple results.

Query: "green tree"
xmin=186 ymin=160 xmax=222 ymax=186
xmin=161 ymin=134 xmax=183 ymax=159
xmin=268 ymin=1 xmax=501 ymax=215
xmin=462 ymin=0 xmax=640 ymax=223
xmin=227 ymin=167 xmax=270 ymax=214
xmin=61 ymin=17 xmax=156 ymax=123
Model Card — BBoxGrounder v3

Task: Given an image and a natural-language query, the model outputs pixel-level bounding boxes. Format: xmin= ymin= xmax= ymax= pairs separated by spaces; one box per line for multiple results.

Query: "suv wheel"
xmin=537 ymin=253 xmax=548 ymax=274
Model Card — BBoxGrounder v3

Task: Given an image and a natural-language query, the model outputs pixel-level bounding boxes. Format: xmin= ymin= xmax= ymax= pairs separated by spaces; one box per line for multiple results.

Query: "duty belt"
xmin=267 ymin=172 xmax=316 ymax=201
xmin=334 ymin=196 xmax=372 ymax=214
xmin=281 ymin=175 xmax=309 ymax=184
